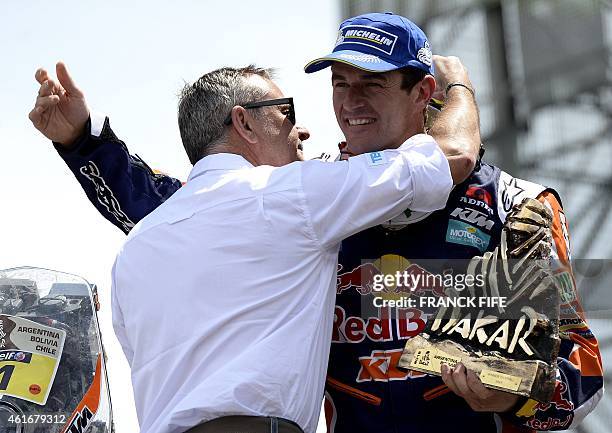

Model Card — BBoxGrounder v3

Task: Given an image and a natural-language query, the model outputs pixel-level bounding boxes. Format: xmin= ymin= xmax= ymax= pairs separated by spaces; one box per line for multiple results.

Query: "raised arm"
xmin=428 ymin=55 xmax=481 ymax=184
xmin=29 ymin=63 xmax=182 ymax=234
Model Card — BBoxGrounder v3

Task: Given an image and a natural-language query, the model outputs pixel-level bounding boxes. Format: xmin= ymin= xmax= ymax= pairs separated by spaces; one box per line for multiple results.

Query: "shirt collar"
xmin=188 ymin=153 xmax=254 ymax=182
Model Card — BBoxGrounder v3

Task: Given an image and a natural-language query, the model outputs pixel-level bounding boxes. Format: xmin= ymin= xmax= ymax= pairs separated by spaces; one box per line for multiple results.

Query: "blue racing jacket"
xmin=56 ymin=116 xmax=603 ymax=433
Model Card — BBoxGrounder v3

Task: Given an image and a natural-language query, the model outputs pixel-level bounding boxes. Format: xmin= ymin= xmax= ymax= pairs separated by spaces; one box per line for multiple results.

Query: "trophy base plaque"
xmin=399 ymin=334 xmax=556 ymax=402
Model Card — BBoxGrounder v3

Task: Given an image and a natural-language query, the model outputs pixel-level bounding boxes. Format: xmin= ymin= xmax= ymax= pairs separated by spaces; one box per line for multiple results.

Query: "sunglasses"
xmin=224 ymin=97 xmax=295 ymax=126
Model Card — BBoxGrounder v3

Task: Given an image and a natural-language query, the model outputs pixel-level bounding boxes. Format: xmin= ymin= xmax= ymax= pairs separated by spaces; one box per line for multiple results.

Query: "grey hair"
xmin=178 ymin=65 xmax=274 ymax=164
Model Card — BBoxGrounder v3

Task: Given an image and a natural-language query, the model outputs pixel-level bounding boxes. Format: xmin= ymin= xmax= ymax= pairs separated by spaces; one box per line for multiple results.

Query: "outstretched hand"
xmin=28 ymin=62 xmax=89 ymax=148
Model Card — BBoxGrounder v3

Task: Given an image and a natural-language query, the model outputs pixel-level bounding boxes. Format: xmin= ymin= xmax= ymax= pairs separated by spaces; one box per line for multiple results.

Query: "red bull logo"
xmin=526 ymin=415 xmax=572 ymax=430
xmin=332 ymin=306 xmax=427 ymax=343
xmin=336 ymin=256 xmax=446 ymax=297
xmin=336 ymin=263 xmax=379 ymax=295
xmin=534 ymin=381 xmax=574 ymax=412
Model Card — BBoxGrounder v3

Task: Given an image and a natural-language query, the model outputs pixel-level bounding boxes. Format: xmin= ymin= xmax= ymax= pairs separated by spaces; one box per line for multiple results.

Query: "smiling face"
xmin=331 ymin=63 xmax=429 ymax=155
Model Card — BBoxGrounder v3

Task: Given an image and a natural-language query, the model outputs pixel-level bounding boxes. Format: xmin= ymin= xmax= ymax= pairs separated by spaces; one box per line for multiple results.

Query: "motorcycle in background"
xmin=0 ymin=267 xmax=113 ymax=433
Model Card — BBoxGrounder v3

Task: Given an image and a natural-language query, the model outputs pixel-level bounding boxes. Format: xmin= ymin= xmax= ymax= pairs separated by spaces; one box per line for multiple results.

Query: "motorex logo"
xmin=446 ymin=220 xmax=490 ymax=252
xmin=337 ymin=25 xmax=398 ymax=55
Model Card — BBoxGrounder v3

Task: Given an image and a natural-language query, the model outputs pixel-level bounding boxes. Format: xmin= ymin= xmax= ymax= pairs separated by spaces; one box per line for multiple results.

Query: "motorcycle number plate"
xmin=0 ymin=315 xmax=66 ymax=405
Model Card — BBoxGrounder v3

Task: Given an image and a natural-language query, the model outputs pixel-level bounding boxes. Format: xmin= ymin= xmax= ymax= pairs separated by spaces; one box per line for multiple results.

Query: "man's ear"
xmin=230 ymin=106 xmax=258 ymax=145
xmin=416 ymin=75 xmax=436 ymax=109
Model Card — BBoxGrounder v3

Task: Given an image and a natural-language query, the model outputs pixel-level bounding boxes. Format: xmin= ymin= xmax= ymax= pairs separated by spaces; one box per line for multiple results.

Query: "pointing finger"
xmin=56 ymin=62 xmax=83 ymax=97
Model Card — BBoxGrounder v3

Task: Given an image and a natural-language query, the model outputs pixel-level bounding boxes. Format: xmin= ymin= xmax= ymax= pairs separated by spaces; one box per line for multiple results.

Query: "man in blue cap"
xmin=29 ymin=11 xmax=602 ymax=433
xmin=299 ymin=13 xmax=601 ymax=433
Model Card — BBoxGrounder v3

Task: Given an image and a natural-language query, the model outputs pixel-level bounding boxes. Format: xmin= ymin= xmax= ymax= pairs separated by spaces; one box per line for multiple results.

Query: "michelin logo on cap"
xmin=335 ymin=25 xmax=399 ymax=56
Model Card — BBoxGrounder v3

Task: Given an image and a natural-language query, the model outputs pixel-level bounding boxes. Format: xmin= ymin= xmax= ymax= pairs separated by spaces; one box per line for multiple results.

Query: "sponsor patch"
xmin=336 ymin=256 xmax=446 ymax=298
xmin=466 ymin=184 xmax=492 ymax=206
xmin=0 ymin=351 xmax=32 ymax=363
xmin=496 ymin=171 xmax=546 ymax=222
xmin=525 ymin=416 xmax=572 ymax=430
xmin=335 ymin=29 xmax=344 ymax=45
xmin=337 ymin=25 xmax=398 ymax=55
xmin=332 ymin=306 xmax=427 ymax=343
xmin=449 ymin=207 xmax=495 ymax=230
xmin=416 ymin=41 xmax=432 ymax=66
xmin=518 ymin=381 xmax=574 ymax=420
xmin=366 ymin=151 xmax=388 ymax=166
xmin=460 ymin=196 xmax=494 ymax=215
xmin=532 ymin=381 xmax=574 ymax=413
xmin=445 ymin=220 xmax=491 ymax=252
xmin=500 ymin=177 xmax=525 ymax=213
xmin=555 ymin=271 xmax=576 ymax=305
xmin=357 ymin=349 xmax=426 ymax=382
xmin=559 ymin=317 xmax=588 ymax=333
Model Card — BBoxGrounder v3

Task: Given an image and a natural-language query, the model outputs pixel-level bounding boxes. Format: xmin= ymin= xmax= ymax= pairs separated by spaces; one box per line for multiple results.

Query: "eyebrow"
xmin=331 ymin=72 xmax=388 ymax=82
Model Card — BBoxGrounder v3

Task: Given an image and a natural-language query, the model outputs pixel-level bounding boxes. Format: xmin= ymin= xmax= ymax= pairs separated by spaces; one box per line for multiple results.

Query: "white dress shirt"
xmin=111 ymin=134 xmax=452 ymax=433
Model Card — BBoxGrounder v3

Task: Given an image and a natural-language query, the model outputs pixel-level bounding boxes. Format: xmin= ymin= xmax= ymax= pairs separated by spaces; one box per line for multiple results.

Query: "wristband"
xmin=445 ymin=82 xmax=475 ymax=98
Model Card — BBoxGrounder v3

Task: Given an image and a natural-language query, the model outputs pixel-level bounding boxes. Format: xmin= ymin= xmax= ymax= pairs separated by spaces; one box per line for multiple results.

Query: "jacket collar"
xmin=188 ymin=153 xmax=254 ymax=182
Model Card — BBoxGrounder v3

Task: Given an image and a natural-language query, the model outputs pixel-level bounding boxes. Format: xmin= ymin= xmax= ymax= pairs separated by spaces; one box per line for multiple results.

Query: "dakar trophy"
xmin=399 ymin=198 xmax=561 ymax=402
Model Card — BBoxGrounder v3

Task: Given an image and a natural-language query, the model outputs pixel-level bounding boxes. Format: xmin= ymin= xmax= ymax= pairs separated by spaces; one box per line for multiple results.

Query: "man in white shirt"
xmin=110 ymin=65 xmax=455 ymax=433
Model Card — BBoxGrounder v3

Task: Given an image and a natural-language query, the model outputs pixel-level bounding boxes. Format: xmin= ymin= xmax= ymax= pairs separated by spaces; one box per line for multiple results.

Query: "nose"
xmin=297 ymin=126 xmax=310 ymax=141
xmin=343 ymin=85 xmax=367 ymax=111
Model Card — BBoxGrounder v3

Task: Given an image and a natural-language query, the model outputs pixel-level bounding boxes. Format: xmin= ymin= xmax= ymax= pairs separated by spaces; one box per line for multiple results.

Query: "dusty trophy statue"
xmin=399 ymin=198 xmax=561 ymax=402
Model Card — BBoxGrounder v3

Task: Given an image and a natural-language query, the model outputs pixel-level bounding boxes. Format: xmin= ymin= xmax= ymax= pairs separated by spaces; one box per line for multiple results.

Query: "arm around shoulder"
xmin=300 ymin=134 xmax=452 ymax=248
xmin=428 ymin=56 xmax=480 ymax=184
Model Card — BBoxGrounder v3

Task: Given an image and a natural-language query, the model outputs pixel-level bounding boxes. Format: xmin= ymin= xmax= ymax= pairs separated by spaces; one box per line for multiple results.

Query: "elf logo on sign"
xmin=450 ymin=207 xmax=495 ymax=230
xmin=66 ymin=406 xmax=93 ymax=433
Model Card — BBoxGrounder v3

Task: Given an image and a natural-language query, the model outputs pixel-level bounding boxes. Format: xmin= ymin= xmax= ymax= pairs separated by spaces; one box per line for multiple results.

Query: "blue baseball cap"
xmin=304 ymin=12 xmax=434 ymax=75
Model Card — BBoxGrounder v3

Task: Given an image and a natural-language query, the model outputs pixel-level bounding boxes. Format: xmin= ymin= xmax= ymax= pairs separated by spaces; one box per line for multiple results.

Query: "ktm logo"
xmin=66 ymin=406 xmax=94 ymax=433
xmin=450 ymin=207 xmax=495 ymax=230
xmin=357 ymin=349 xmax=426 ymax=382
